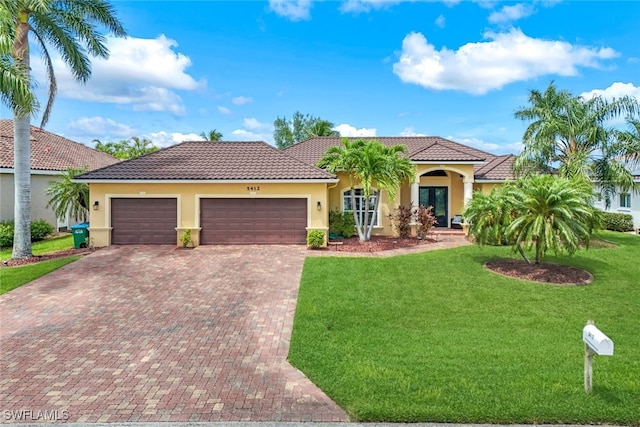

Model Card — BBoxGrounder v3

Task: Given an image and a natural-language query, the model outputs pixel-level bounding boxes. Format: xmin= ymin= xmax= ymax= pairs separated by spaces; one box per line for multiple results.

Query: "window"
xmin=343 ymin=189 xmax=378 ymax=226
xmin=620 ymin=193 xmax=631 ymax=209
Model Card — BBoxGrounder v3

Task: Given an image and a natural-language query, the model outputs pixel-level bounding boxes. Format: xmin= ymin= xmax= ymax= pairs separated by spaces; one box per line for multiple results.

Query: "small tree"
xmin=200 ymin=129 xmax=223 ymax=141
xmin=46 ymin=167 xmax=89 ymax=223
xmin=463 ymin=188 xmax=515 ymax=247
xmin=273 ymin=111 xmax=338 ymax=149
xmin=94 ymin=136 xmax=158 ymax=159
xmin=317 ymin=138 xmax=415 ymax=241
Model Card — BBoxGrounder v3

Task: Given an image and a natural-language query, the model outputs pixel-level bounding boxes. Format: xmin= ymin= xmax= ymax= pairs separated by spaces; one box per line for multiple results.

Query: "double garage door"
xmin=110 ymin=197 xmax=307 ymax=245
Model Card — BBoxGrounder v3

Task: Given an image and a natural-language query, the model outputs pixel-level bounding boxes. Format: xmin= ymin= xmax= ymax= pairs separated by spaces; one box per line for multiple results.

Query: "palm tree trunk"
xmin=362 ymin=192 xmax=371 ymax=242
xmin=350 ymin=188 xmax=365 ymax=240
xmin=365 ymin=190 xmax=381 ymax=240
xmin=12 ymin=11 xmax=32 ymax=259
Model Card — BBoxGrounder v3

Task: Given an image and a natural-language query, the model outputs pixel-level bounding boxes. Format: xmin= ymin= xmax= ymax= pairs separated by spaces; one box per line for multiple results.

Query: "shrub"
xmin=328 ymin=209 xmax=356 ymax=238
xmin=388 ymin=205 xmax=413 ymax=238
xmin=306 ymin=230 xmax=325 ymax=249
xmin=0 ymin=219 xmax=54 ymax=248
xmin=0 ymin=221 xmax=13 ymax=248
xmin=415 ymin=205 xmax=437 ymax=239
xmin=602 ymin=212 xmax=634 ymax=232
xmin=31 ymin=219 xmax=54 ymax=242
xmin=180 ymin=229 xmax=192 ymax=247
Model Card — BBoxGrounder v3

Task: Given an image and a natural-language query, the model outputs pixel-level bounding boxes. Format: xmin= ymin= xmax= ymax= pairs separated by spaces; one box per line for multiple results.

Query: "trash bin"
xmin=70 ymin=222 xmax=90 ymax=249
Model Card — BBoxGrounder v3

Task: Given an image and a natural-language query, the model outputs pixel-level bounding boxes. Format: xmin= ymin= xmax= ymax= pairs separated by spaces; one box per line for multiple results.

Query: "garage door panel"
xmin=111 ymin=198 xmax=177 ymax=245
xmin=200 ymin=198 xmax=307 ymax=245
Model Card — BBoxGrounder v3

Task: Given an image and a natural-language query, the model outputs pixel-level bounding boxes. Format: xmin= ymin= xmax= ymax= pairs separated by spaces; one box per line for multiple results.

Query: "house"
xmin=0 ymin=119 xmax=120 ymax=230
xmin=75 ymin=137 xmax=515 ymax=247
xmin=593 ymin=169 xmax=640 ymax=230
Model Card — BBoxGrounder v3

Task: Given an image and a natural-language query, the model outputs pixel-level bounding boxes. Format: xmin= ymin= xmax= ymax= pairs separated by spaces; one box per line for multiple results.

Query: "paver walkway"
xmin=0 ymin=245 xmax=348 ymax=423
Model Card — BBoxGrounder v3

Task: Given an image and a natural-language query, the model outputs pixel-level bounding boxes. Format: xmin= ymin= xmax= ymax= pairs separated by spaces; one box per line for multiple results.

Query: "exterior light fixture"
xmin=92 ymin=201 xmax=99 ymax=211
xmin=316 ymin=201 xmax=322 ymax=211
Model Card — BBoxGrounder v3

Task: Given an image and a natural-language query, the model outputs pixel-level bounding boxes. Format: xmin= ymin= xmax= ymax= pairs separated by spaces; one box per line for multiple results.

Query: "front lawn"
xmin=289 ymin=232 xmax=640 ymax=423
xmin=0 ymin=256 xmax=80 ymax=295
xmin=1 ymin=235 xmax=77 ymax=295
xmin=0 ymin=234 xmax=73 ymax=259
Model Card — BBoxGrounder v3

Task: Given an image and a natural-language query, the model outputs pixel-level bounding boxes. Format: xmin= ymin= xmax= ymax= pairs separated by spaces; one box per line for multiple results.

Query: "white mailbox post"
xmin=582 ymin=320 xmax=614 ymax=394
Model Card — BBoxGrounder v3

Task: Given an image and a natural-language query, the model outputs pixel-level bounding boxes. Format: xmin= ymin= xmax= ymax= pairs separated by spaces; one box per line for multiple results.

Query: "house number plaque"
xmin=247 ymin=186 xmax=260 ymax=191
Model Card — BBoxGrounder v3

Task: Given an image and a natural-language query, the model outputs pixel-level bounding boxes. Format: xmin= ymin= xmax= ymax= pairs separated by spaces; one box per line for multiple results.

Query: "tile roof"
xmin=285 ymin=136 xmax=516 ymax=181
xmin=76 ymin=141 xmax=337 ymax=181
xmin=283 ymin=136 xmax=490 ymax=165
xmin=473 ymin=154 xmax=516 ymax=180
xmin=0 ymin=119 xmax=119 ymax=171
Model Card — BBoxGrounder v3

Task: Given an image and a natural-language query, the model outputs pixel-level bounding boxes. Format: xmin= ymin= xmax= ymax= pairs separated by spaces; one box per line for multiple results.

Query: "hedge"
xmin=0 ymin=220 xmax=55 ymax=248
xmin=602 ymin=212 xmax=634 ymax=232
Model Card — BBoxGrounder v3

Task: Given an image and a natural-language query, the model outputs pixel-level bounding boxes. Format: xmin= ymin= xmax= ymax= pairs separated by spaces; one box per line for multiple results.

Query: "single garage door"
xmin=111 ymin=198 xmax=177 ymax=245
xmin=200 ymin=198 xmax=307 ymax=245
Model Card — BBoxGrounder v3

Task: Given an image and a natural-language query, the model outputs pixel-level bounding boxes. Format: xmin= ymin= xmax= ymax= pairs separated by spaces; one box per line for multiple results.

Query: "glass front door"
xmin=418 ymin=186 xmax=448 ymax=227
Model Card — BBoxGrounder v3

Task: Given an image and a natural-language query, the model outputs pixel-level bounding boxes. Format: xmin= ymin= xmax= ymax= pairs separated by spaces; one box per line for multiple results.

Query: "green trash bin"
xmin=70 ymin=222 xmax=90 ymax=249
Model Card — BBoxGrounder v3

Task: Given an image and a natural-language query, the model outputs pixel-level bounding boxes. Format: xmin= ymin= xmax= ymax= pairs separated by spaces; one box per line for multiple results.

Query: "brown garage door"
xmin=200 ymin=198 xmax=307 ymax=245
xmin=111 ymin=198 xmax=177 ymax=245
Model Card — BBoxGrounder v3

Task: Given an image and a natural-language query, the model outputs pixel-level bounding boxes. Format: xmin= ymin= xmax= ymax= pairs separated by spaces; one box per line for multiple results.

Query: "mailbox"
xmin=582 ymin=324 xmax=614 ymax=356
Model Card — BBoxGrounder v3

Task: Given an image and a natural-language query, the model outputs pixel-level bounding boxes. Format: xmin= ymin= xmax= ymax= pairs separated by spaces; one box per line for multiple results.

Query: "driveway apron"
xmin=0 ymin=245 xmax=348 ymax=422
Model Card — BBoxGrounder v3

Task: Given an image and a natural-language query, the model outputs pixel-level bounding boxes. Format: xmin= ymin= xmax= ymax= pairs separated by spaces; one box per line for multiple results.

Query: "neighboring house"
xmin=75 ymin=137 xmax=515 ymax=247
xmin=0 ymin=119 xmax=119 ymax=231
xmin=594 ymin=170 xmax=640 ymax=230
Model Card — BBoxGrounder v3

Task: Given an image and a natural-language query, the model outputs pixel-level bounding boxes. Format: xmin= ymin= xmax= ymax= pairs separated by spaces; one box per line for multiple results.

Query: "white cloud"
xmin=333 ymin=123 xmax=377 ymax=137
xmin=217 ymin=106 xmax=232 ymax=115
xmin=32 ymin=35 xmax=204 ymax=115
xmin=447 ymin=135 xmax=523 ymax=155
xmin=340 ymin=0 xmax=405 ymax=13
xmin=231 ymin=96 xmax=253 ymax=105
xmin=269 ymin=0 xmax=313 ymax=21
xmin=393 ymin=29 xmax=619 ymax=95
xmin=580 ymin=82 xmax=640 ymax=102
xmin=230 ymin=118 xmax=275 ymax=144
xmin=435 ymin=14 xmax=446 ymax=28
xmin=488 ymin=3 xmax=535 ymax=23
xmin=67 ymin=117 xmax=136 ymax=139
xmin=145 ymin=131 xmax=204 ymax=148
xmin=399 ymin=127 xmax=426 ymax=137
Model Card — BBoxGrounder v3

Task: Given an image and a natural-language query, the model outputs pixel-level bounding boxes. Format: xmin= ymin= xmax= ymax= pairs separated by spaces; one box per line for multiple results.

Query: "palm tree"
xmin=504 ymin=175 xmax=600 ymax=264
xmin=200 ymin=129 xmax=223 ymax=141
xmin=514 ymin=82 xmax=640 ymax=208
xmin=6 ymin=0 xmax=126 ymax=260
xmin=463 ymin=187 xmax=516 ymax=247
xmin=0 ymin=1 xmax=37 ymax=116
xmin=318 ymin=138 xmax=415 ymax=241
xmin=46 ymin=168 xmax=89 ymax=223
xmin=306 ymin=120 xmax=339 ymax=138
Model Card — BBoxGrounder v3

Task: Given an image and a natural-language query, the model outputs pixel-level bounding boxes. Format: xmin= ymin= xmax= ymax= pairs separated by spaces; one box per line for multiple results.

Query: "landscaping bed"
xmin=2 ymin=247 xmax=92 ymax=267
xmin=323 ymin=235 xmax=437 ymax=252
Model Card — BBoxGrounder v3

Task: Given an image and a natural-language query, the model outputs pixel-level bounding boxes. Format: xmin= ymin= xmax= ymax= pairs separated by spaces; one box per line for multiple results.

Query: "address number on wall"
xmin=247 ymin=186 xmax=261 ymax=191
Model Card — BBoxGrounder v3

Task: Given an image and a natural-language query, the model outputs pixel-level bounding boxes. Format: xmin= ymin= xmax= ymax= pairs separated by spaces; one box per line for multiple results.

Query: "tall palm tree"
xmin=514 ymin=82 xmax=640 ymax=208
xmin=5 ymin=0 xmax=126 ymax=259
xmin=46 ymin=167 xmax=89 ymax=223
xmin=317 ymin=138 xmax=415 ymax=241
xmin=200 ymin=129 xmax=223 ymax=141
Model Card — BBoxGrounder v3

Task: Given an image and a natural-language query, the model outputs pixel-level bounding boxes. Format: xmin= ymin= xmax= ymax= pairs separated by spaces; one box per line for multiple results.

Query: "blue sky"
xmin=2 ymin=0 xmax=639 ymax=155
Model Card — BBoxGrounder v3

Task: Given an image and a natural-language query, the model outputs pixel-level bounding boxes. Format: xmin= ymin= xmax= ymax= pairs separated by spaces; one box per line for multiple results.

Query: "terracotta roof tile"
xmin=284 ymin=136 xmax=489 ymax=165
xmin=474 ymin=154 xmax=516 ymax=180
xmin=0 ymin=119 xmax=119 ymax=171
xmin=76 ymin=141 xmax=337 ymax=181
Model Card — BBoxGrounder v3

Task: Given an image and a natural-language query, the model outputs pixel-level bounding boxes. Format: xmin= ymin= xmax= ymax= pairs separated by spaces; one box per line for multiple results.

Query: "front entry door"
xmin=419 ymin=186 xmax=448 ymax=227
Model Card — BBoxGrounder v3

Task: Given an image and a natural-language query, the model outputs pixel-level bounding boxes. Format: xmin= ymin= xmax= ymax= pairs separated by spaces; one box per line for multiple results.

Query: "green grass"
xmin=0 ymin=234 xmax=73 ymax=259
xmin=0 ymin=234 xmax=76 ymax=295
xmin=0 ymin=256 xmax=80 ymax=295
xmin=289 ymin=231 xmax=640 ymax=423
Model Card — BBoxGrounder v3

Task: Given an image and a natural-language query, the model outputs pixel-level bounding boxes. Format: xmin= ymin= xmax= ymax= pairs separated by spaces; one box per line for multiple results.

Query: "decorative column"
xmin=463 ymin=181 xmax=473 ymax=206
xmin=411 ymin=181 xmax=420 ymax=212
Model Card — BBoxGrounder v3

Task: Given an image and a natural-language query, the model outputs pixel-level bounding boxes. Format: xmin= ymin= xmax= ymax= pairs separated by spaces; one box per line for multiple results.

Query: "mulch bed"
xmin=485 ymin=258 xmax=593 ymax=286
xmin=2 ymin=248 xmax=94 ymax=267
xmin=318 ymin=235 xmax=437 ymax=253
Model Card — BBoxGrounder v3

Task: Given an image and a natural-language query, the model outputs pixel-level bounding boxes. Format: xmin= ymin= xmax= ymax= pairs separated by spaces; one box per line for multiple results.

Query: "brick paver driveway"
xmin=0 ymin=246 xmax=348 ymax=423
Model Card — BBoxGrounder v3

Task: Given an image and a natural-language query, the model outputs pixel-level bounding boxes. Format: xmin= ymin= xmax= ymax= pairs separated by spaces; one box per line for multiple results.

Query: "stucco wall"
xmin=88 ymin=181 xmax=330 ymax=247
xmin=0 ymin=172 xmax=80 ymax=230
